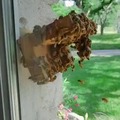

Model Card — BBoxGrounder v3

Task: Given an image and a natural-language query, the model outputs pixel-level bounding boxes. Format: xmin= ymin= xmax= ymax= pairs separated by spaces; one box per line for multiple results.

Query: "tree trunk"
xmin=117 ymin=27 xmax=120 ymax=33
xmin=75 ymin=0 xmax=81 ymax=8
xmin=117 ymin=16 xmax=120 ymax=33
xmin=100 ymin=24 xmax=104 ymax=35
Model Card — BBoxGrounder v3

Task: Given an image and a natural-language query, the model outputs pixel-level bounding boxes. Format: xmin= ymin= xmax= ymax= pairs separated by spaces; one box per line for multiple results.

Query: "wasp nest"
xmin=18 ymin=11 xmax=97 ymax=84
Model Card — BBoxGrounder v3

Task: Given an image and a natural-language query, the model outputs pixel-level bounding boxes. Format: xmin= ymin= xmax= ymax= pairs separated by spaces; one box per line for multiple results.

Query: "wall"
xmin=17 ymin=0 xmax=62 ymax=120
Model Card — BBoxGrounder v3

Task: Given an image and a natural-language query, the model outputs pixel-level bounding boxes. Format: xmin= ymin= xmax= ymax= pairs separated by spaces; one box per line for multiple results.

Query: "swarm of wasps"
xmin=18 ymin=11 xmax=97 ymax=84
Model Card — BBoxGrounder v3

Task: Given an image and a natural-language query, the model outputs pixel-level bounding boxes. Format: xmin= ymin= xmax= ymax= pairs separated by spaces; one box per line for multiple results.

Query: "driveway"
xmin=91 ymin=49 xmax=120 ymax=56
xmin=71 ymin=49 xmax=120 ymax=57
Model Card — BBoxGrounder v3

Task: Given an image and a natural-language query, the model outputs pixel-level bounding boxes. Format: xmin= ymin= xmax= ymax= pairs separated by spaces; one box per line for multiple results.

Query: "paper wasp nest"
xmin=18 ymin=11 xmax=97 ymax=84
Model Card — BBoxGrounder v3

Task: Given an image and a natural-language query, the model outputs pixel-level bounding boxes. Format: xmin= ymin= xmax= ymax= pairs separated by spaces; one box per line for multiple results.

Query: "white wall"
xmin=17 ymin=0 xmax=62 ymax=120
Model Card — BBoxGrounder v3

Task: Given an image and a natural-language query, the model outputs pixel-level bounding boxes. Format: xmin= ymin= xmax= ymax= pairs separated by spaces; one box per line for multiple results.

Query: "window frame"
xmin=0 ymin=0 xmax=21 ymax=120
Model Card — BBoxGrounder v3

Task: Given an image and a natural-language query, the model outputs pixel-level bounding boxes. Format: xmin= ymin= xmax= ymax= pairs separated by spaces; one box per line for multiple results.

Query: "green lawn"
xmin=63 ymin=56 xmax=120 ymax=120
xmin=90 ymin=34 xmax=120 ymax=50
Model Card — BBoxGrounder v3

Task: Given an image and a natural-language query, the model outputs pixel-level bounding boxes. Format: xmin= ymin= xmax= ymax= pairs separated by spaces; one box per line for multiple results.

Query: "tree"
xmin=52 ymin=0 xmax=118 ymax=35
xmin=74 ymin=0 xmax=115 ymax=15
xmin=94 ymin=2 xmax=114 ymax=35
xmin=74 ymin=0 xmax=117 ymax=35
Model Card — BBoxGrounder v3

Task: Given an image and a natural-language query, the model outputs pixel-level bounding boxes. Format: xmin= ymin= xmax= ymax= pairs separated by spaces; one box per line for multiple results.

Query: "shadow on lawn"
xmin=92 ymin=43 xmax=120 ymax=50
xmin=63 ymin=56 xmax=120 ymax=119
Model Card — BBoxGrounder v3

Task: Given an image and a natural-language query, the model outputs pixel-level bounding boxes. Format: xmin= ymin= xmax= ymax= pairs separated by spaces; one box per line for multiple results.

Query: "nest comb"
xmin=18 ymin=11 xmax=97 ymax=84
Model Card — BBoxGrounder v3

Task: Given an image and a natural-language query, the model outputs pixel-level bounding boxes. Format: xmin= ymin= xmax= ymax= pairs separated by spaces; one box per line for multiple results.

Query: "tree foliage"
xmin=52 ymin=3 xmax=81 ymax=17
xmin=74 ymin=0 xmax=119 ymax=34
xmin=75 ymin=0 xmax=117 ymax=15
xmin=52 ymin=0 xmax=119 ymax=34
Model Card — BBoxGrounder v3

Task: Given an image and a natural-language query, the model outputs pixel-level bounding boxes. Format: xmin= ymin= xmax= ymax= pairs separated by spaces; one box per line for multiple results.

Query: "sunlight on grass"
xmin=90 ymin=34 xmax=120 ymax=50
xmin=63 ymin=56 xmax=120 ymax=120
xmin=92 ymin=40 xmax=119 ymax=44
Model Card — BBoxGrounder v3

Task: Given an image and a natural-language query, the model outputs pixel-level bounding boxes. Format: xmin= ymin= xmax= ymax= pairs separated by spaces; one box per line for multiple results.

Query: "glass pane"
xmin=15 ymin=0 xmax=62 ymax=120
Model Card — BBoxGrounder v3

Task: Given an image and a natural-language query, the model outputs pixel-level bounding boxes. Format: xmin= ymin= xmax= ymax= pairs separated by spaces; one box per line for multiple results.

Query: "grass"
xmin=91 ymin=34 xmax=120 ymax=50
xmin=63 ymin=56 xmax=120 ymax=120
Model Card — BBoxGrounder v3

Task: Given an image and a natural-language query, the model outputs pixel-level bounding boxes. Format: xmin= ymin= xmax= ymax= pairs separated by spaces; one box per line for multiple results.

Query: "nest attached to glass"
xmin=18 ymin=11 xmax=97 ymax=84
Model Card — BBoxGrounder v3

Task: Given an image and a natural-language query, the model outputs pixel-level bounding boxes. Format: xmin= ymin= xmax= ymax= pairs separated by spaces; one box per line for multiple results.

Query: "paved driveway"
xmin=91 ymin=49 xmax=120 ymax=56
xmin=71 ymin=49 xmax=120 ymax=57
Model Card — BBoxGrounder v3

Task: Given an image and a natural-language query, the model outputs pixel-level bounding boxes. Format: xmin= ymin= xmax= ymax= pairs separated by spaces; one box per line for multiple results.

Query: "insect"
xmin=102 ymin=98 xmax=109 ymax=103
xmin=78 ymin=80 xmax=85 ymax=85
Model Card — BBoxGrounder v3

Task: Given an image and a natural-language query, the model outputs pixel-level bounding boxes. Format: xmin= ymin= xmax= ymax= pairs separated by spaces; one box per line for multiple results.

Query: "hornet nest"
xmin=18 ymin=11 xmax=97 ymax=84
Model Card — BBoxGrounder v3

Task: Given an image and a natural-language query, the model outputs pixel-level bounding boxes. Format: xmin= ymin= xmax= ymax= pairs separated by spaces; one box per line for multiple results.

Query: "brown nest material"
xmin=18 ymin=11 xmax=97 ymax=84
